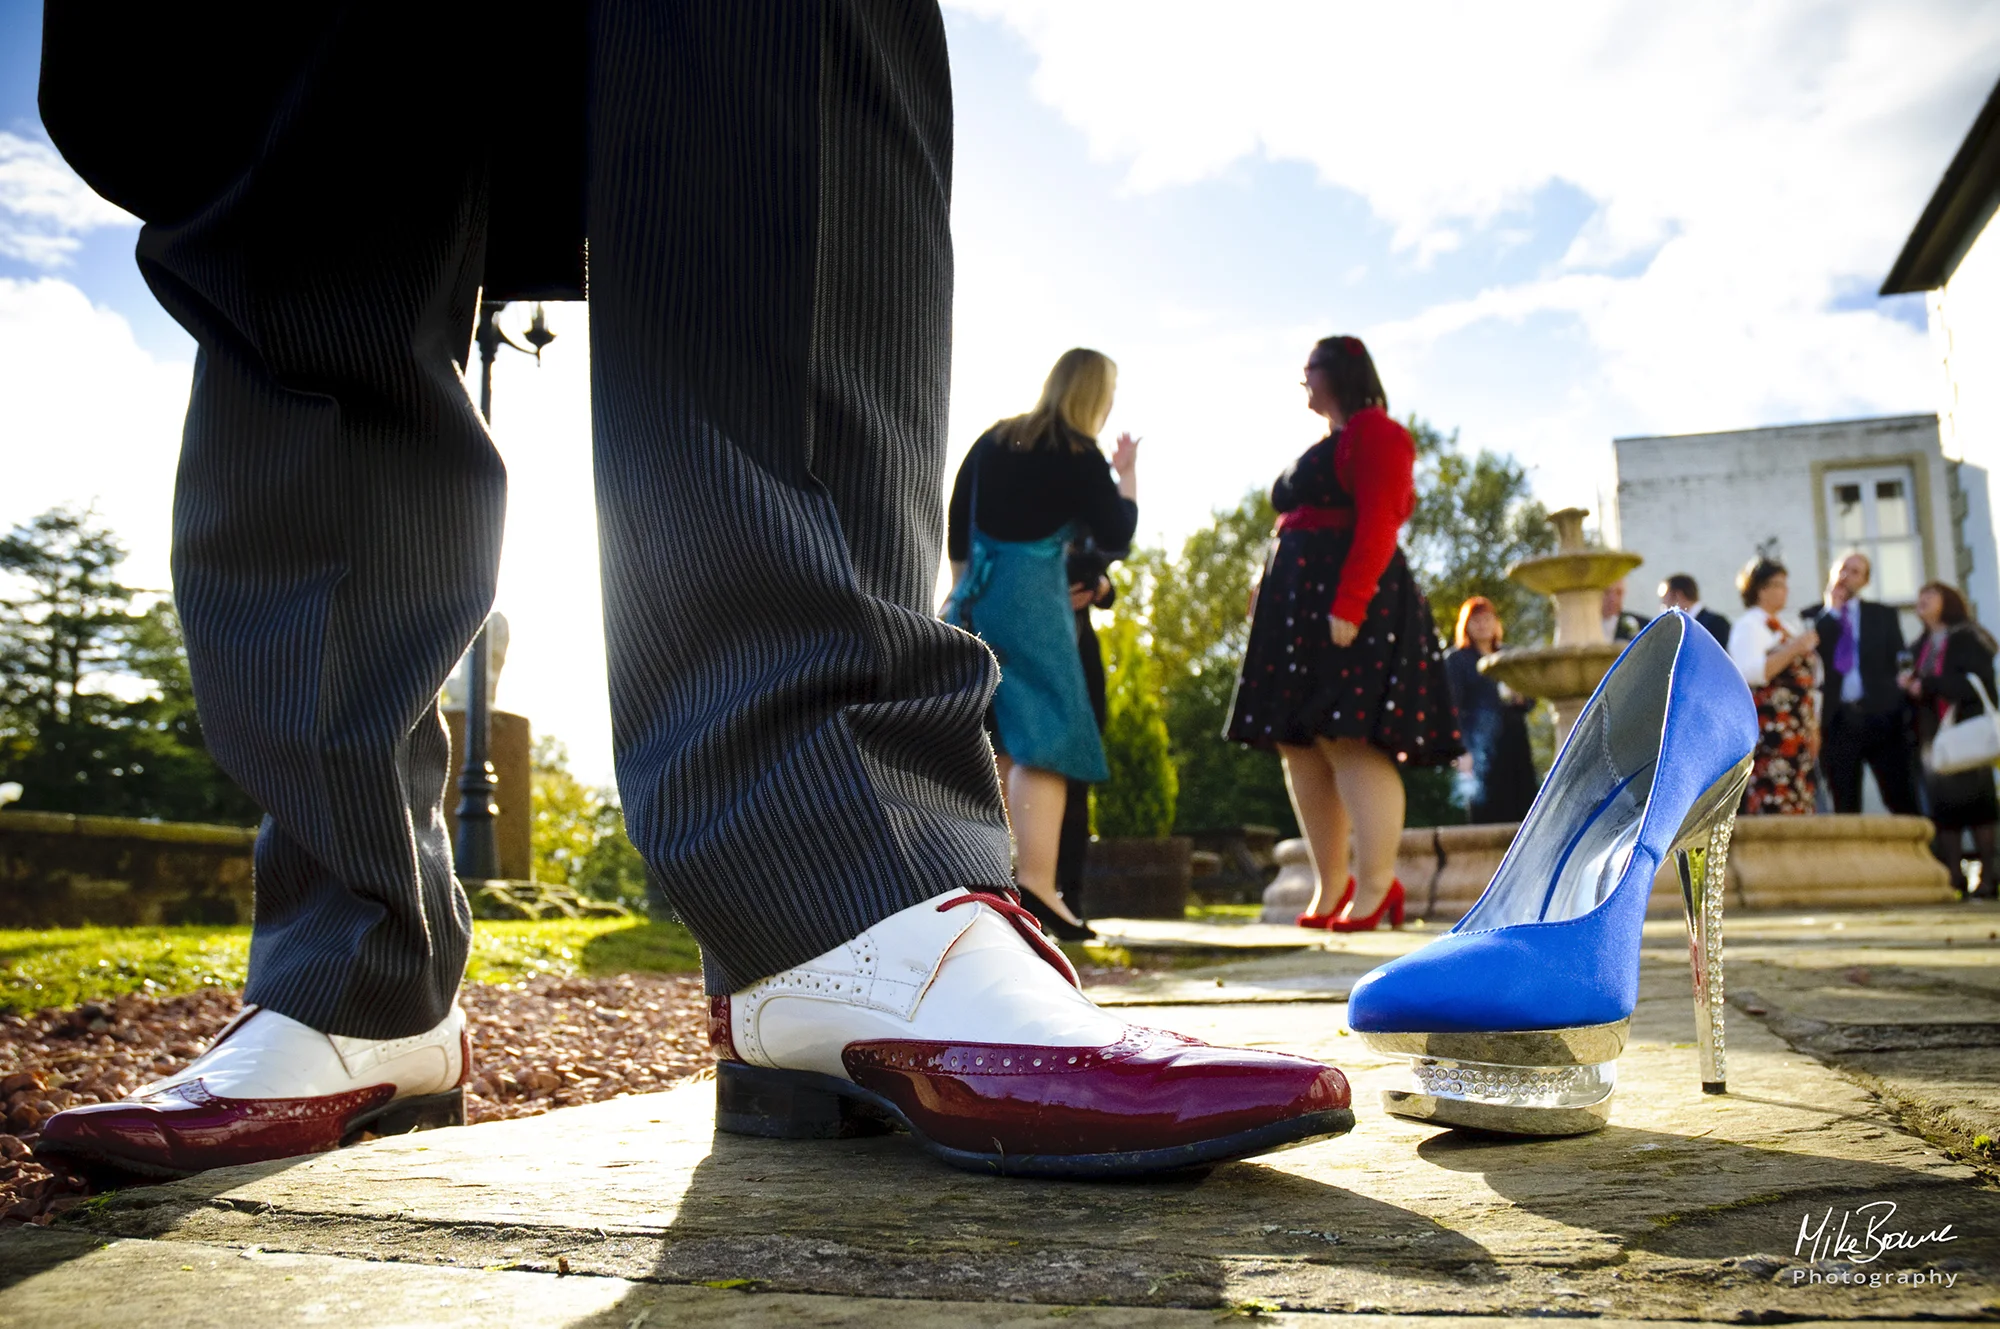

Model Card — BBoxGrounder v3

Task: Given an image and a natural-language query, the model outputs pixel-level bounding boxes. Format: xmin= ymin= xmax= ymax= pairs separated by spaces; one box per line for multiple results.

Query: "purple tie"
xmin=1834 ymin=602 xmax=1858 ymax=676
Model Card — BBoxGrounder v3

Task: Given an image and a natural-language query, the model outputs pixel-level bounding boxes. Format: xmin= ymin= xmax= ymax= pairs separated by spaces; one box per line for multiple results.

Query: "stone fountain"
xmin=1478 ymin=507 xmax=1643 ymax=747
xmin=1257 ymin=504 xmax=1959 ymax=924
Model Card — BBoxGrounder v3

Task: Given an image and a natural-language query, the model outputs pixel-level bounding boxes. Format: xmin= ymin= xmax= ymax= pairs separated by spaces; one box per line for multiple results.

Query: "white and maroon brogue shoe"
xmin=37 ymin=1005 xmax=470 ymax=1178
xmin=710 ymin=888 xmax=1353 ymax=1177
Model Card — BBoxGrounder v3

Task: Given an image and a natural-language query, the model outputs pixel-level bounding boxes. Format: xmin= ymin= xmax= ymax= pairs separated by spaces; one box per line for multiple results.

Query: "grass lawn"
xmin=0 ymin=902 xmax=1268 ymax=1015
xmin=1184 ymin=901 xmax=1263 ymax=924
xmin=0 ymin=916 xmax=702 ymax=1016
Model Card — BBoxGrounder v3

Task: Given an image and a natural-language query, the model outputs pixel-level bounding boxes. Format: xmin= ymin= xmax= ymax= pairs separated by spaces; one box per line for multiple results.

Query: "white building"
xmin=1882 ymin=75 xmax=2000 ymax=626
xmin=1611 ymin=414 xmax=1993 ymax=629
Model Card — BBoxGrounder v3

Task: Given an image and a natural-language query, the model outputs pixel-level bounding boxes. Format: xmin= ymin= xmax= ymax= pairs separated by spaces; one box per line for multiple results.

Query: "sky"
xmin=3 ymin=2 xmax=1998 ymax=785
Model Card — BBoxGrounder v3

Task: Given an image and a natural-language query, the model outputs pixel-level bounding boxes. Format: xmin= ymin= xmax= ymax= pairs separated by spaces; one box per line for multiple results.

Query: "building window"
xmin=1823 ymin=464 xmax=1923 ymax=604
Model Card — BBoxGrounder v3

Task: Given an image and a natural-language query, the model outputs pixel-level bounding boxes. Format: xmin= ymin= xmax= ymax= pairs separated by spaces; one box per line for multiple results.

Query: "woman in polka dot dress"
xmin=1225 ymin=336 xmax=1462 ymax=931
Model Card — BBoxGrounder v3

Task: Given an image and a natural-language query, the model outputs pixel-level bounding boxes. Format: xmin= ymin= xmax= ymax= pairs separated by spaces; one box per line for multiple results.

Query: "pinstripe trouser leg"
xmin=137 ymin=10 xmax=492 ymax=1040
xmin=589 ymin=0 xmax=1014 ymax=993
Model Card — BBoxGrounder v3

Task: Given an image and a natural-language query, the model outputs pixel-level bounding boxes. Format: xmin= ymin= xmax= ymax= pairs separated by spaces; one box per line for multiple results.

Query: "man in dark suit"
xmin=1601 ymin=581 xmax=1650 ymax=642
xmin=1657 ymin=573 xmax=1731 ymax=647
xmin=35 ymin=1 xmax=1347 ymax=1181
xmin=1810 ymin=553 xmax=1919 ymax=815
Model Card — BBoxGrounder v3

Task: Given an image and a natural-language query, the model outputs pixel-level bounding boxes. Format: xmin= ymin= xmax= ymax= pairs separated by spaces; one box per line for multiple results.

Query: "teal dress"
xmin=944 ymin=512 xmax=1111 ymax=784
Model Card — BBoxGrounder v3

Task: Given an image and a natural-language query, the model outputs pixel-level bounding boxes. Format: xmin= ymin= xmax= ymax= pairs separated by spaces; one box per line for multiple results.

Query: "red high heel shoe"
xmin=1296 ymin=877 xmax=1356 ymax=929
xmin=1331 ymin=879 xmax=1405 ymax=932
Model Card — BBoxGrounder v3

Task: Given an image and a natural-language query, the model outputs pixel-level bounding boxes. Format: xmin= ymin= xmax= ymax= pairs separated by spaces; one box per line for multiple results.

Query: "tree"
xmin=0 ymin=507 xmax=259 ymax=823
xmin=1093 ymin=617 xmax=1178 ymax=837
xmin=529 ymin=737 xmax=649 ymax=912
xmin=1115 ymin=491 xmax=1298 ymax=836
xmin=1403 ymin=417 xmax=1558 ymax=646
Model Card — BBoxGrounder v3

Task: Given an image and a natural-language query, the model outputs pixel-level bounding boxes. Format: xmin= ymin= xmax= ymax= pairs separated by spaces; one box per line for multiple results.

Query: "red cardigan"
xmin=1328 ymin=408 xmax=1416 ymax=624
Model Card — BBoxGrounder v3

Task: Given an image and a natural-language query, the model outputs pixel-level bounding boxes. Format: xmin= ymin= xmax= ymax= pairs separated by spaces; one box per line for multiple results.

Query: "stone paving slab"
xmin=1088 ymin=919 xmax=1325 ymax=958
xmin=5 ymin=1230 xmax=1969 ymax=1329
xmin=10 ymin=906 xmax=2000 ymax=1325
xmin=1084 ymin=925 xmax=1436 ymax=1007
xmin=29 ymin=950 xmax=2000 ymax=1319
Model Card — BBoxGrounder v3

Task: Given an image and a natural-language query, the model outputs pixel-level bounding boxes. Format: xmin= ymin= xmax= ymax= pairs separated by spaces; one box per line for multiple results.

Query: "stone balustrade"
xmin=1262 ymin=814 xmax=1956 ymax=923
xmin=0 ymin=810 xmax=257 ymax=928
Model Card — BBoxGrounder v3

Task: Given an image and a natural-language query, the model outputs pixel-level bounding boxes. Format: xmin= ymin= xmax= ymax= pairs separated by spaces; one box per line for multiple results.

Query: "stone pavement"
xmin=6 ymin=906 xmax=2000 ymax=1327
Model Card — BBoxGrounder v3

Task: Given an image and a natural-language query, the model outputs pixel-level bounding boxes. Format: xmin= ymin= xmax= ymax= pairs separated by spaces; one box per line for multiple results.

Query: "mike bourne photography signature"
xmin=1790 ymin=1201 xmax=1962 ymax=1288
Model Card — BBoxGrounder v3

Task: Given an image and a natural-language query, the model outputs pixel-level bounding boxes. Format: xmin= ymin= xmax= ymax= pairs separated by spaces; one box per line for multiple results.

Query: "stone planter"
xmin=1082 ymin=836 xmax=1193 ymax=920
xmin=0 ymin=810 xmax=257 ymax=927
xmin=1258 ymin=839 xmax=1316 ymax=922
xmin=1718 ymin=814 xmax=1954 ymax=911
xmin=1185 ymin=825 xmax=1281 ymax=903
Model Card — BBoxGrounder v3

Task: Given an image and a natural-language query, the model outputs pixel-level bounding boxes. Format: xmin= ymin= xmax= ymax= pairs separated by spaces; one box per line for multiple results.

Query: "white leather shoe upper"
xmin=731 ymin=890 xmax=1129 ymax=1079
xmin=137 ymin=1004 xmax=466 ymax=1101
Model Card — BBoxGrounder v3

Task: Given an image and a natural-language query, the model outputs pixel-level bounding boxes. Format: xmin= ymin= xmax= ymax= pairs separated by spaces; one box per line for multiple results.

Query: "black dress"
xmin=1224 ymin=416 xmax=1461 ymax=765
xmin=1444 ymin=646 xmax=1538 ymax=822
xmin=1057 ymin=541 xmax=1116 ymax=903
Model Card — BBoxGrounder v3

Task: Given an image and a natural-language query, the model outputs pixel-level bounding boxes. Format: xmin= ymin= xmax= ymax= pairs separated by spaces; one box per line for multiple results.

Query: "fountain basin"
xmin=1477 ymin=642 xmax=1624 ymax=702
xmin=1505 ymin=550 xmax=1644 ymax=597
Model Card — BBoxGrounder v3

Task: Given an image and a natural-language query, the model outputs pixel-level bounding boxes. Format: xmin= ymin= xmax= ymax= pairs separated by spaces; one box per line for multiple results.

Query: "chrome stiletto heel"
xmin=1346 ymin=611 xmax=1757 ymax=1137
xmin=1678 ymin=759 xmax=1752 ymax=1095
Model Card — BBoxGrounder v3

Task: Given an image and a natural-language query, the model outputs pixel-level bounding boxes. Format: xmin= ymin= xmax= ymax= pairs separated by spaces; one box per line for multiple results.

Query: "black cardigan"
xmin=1916 ymin=624 xmax=2000 ymax=729
xmin=947 ymin=431 xmax=1137 ymax=561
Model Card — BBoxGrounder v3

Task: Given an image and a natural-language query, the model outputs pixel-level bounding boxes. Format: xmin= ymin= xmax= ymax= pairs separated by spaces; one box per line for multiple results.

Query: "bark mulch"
xmin=0 ymin=973 xmax=712 ymax=1228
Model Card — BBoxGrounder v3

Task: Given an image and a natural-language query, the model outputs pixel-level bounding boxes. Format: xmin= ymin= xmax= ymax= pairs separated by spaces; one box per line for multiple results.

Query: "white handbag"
xmin=1928 ymin=670 xmax=2000 ymax=775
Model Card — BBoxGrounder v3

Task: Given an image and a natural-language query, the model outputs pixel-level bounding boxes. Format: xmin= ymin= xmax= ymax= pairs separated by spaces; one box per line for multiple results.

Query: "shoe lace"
xmin=938 ymin=887 xmax=1042 ymax=930
xmin=937 ymin=888 xmax=1081 ymax=988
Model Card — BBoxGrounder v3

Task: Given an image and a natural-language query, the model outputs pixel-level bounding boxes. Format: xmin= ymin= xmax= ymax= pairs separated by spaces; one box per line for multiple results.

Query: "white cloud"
xmin=945 ymin=1 xmax=2000 ymax=512
xmin=0 ymin=283 xmax=617 ymax=785
xmin=0 ymin=132 xmax=137 ymax=266
xmin=0 ymin=277 xmax=189 ymax=591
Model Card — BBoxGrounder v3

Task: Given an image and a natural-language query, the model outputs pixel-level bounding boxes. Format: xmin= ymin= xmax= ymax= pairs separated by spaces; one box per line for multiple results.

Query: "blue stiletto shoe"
xmin=1347 ymin=610 xmax=1757 ymax=1136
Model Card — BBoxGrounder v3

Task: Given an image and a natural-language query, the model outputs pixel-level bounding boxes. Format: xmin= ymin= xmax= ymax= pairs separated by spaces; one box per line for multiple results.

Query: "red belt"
xmin=1275 ymin=505 xmax=1355 ymax=533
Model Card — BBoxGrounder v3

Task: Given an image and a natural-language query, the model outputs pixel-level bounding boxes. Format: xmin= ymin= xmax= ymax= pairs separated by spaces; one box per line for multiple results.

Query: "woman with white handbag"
xmin=1904 ymin=581 xmax=2000 ymax=899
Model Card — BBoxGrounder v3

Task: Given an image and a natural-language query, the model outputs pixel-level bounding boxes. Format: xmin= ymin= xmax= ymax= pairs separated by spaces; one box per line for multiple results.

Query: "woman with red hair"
xmin=1444 ymin=597 xmax=1539 ymax=823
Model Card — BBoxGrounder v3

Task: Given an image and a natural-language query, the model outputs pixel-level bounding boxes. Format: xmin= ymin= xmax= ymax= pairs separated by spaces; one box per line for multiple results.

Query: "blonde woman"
xmin=944 ymin=349 xmax=1139 ymax=939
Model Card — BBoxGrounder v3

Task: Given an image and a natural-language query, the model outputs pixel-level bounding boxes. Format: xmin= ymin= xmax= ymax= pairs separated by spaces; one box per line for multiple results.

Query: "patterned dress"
xmin=1742 ymin=615 xmax=1820 ymax=816
xmin=1225 ymin=409 xmax=1462 ymax=766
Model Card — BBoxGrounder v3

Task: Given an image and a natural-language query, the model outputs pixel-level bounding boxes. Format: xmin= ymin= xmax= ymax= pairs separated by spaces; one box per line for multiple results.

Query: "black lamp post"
xmin=454 ymin=300 xmax=555 ymax=883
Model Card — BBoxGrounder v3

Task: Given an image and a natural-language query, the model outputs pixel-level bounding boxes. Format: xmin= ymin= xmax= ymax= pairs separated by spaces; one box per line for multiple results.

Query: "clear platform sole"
xmin=1363 ymin=754 xmax=1753 ymax=1138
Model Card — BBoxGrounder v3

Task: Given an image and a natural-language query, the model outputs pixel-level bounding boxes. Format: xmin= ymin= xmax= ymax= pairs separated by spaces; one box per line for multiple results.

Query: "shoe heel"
xmin=347 ymin=1087 xmax=465 ymax=1143
xmin=715 ymin=1060 xmax=896 ymax=1140
xmin=1674 ymin=755 xmax=1753 ymax=1096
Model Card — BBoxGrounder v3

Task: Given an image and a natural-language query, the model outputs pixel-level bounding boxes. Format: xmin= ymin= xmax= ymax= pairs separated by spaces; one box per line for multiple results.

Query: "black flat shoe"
xmin=1021 ymin=889 xmax=1096 ymax=941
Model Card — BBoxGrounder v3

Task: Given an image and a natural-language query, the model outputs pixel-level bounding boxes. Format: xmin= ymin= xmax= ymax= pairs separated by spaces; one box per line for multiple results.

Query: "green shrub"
xmin=531 ymin=737 xmax=649 ymax=912
xmin=0 ymin=917 xmax=701 ymax=1014
xmin=1095 ymin=617 xmax=1178 ymax=837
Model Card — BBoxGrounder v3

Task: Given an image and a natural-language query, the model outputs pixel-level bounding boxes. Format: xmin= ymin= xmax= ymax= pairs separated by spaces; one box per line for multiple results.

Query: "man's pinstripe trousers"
xmin=136 ymin=0 xmax=1014 ymax=1040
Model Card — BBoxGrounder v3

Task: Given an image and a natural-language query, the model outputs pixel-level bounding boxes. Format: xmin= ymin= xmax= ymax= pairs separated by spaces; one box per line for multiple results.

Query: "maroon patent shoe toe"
xmin=715 ymin=1029 xmax=1352 ymax=1178
xmin=36 ymin=1080 xmax=465 ymax=1179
